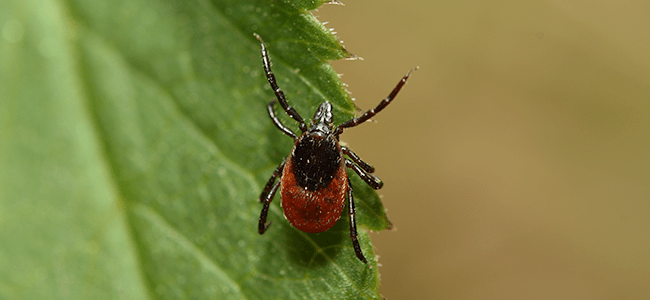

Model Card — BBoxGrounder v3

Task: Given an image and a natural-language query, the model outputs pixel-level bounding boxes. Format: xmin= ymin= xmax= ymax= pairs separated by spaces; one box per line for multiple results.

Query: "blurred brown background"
xmin=318 ymin=0 xmax=650 ymax=299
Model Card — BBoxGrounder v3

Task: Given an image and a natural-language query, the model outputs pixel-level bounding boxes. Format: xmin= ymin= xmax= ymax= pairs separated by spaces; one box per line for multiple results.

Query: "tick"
xmin=254 ymin=33 xmax=416 ymax=264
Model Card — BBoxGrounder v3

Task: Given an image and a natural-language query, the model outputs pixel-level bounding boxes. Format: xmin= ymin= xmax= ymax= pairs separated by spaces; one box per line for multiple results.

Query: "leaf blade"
xmin=1 ymin=0 xmax=392 ymax=299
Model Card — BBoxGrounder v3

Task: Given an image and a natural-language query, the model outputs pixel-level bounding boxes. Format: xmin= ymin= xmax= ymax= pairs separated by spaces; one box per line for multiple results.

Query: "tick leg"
xmin=268 ymin=101 xmax=298 ymax=140
xmin=258 ymin=159 xmax=285 ymax=234
xmin=259 ymin=179 xmax=281 ymax=234
xmin=342 ymin=146 xmax=375 ymax=173
xmin=347 ymin=179 xmax=368 ymax=264
xmin=346 ymin=159 xmax=383 ymax=190
xmin=335 ymin=67 xmax=418 ymax=136
xmin=259 ymin=159 xmax=286 ymax=203
xmin=254 ymin=33 xmax=307 ymax=133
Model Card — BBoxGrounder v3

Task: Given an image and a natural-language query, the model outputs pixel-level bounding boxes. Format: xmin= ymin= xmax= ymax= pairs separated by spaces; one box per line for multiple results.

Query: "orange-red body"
xmin=280 ymin=143 xmax=347 ymax=233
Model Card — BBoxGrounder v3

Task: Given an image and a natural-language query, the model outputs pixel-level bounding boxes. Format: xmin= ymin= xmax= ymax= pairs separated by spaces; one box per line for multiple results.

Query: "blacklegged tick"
xmin=254 ymin=33 xmax=417 ymax=264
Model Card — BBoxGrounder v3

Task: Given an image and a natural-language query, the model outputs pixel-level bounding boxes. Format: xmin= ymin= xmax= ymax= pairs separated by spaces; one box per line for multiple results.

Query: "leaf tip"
xmin=342 ymin=49 xmax=363 ymax=60
xmin=325 ymin=0 xmax=345 ymax=6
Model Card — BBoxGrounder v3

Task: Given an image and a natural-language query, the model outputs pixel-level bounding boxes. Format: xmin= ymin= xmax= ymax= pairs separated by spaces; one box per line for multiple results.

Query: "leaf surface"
xmin=0 ymin=0 xmax=391 ymax=299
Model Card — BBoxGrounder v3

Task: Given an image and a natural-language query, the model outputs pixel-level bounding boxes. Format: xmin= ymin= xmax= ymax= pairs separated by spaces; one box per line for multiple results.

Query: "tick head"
xmin=308 ymin=102 xmax=334 ymax=137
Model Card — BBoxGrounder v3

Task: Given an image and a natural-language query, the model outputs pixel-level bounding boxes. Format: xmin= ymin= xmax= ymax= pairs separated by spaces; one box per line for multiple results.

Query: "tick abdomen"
xmin=281 ymin=137 xmax=347 ymax=233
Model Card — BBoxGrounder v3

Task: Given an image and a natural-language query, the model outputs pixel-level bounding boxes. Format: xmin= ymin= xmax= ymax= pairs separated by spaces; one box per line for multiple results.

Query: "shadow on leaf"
xmin=284 ymin=214 xmax=348 ymax=267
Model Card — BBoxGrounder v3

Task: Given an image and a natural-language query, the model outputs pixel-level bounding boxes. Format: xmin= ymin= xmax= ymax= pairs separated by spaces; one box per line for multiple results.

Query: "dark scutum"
xmin=292 ymin=135 xmax=341 ymax=191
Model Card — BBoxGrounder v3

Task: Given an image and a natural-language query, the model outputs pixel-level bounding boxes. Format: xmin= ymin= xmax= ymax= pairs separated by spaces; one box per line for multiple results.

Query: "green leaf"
xmin=1 ymin=0 xmax=391 ymax=299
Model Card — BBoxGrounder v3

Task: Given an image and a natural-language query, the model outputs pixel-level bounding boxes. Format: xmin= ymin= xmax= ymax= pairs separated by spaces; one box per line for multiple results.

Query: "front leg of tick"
xmin=254 ymin=33 xmax=307 ymax=133
xmin=334 ymin=67 xmax=418 ymax=136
